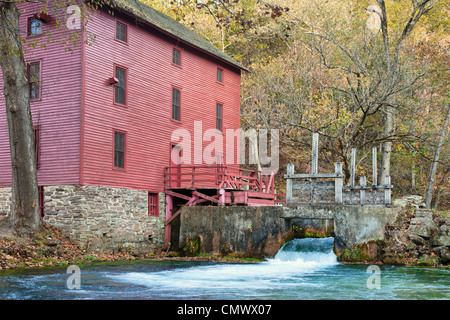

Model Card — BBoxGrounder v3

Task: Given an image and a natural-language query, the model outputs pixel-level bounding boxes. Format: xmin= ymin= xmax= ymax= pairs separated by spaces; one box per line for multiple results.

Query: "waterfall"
xmin=269 ymin=237 xmax=338 ymax=266
xmin=105 ymin=237 xmax=339 ymax=299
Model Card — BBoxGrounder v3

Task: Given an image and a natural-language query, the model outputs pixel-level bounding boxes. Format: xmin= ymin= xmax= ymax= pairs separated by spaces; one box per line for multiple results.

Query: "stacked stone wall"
xmin=0 ymin=187 xmax=11 ymax=216
xmin=0 ymin=185 xmax=166 ymax=254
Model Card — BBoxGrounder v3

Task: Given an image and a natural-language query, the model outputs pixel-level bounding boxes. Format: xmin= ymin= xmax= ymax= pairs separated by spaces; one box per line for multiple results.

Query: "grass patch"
xmin=434 ymin=210 xmax=449 ymax=218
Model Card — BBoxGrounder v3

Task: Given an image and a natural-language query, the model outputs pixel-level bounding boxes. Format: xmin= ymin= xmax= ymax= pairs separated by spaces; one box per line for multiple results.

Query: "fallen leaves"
xmin=0 ymin=224 xmax=135 ymax=271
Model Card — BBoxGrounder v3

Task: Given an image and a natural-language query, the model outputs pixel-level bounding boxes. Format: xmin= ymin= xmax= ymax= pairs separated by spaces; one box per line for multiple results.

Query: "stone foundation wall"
xmin=179 ymin=206 xmax=291 ymax=258
xmin=0 ymin=185 xmax=166 ymax=254
xmin=0 ymin=187 xmax=11 ymax=216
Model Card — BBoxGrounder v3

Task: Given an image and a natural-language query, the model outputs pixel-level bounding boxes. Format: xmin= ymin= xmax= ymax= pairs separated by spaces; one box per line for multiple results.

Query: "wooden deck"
xmin=164 ymin=165 xmax=274 ymax=193
xmin=163 ymin=165 xmax=277 ymax=242
xmin=164 ymin=165 xmax=275 ymax=203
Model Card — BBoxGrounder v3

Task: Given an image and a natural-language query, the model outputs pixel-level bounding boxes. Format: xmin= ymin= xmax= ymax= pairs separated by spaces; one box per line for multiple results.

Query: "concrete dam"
xmin=178 ymin=204 xmax=401 ymax=258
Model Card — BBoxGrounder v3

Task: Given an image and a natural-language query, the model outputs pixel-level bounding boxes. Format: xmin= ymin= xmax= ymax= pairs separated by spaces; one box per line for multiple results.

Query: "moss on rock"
xmin=337 ymin=241 xmax=383 ymax=263
xmin=292 ymin=226 xmax=333 ymax=239
xmin=182 ymin=237 xmax=201 ymax=257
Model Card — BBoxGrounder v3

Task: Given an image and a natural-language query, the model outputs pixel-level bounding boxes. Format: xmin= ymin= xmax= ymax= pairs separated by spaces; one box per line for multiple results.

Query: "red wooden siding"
xmin=0 ymin=3 xmax=82 ymax=187
xmin=81 ymin=9 xmax=241 ymax=192
xmin=0 ymin=4 xmax=242 ymax=193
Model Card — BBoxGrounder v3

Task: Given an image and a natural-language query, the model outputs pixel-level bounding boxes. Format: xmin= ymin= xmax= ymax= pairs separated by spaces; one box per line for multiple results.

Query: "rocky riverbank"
xmin=383 ymin=208 xmax=449 ymax=266
xmin=0 ymin=223 xmax=262 ymax=271
xmin=0 ymin=224 xmax=138 ymax=270
xmin=338 ymin=207 xmax=450 ymax=267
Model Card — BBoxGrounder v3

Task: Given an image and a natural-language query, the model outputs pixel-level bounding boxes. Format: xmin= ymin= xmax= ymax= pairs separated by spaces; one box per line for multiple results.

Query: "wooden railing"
xmin=274 ymin=193 xmax=286 ymax=203
xmin=284 ymin=133 xmax=393 ymax=206
xmin=164 ymin=165 xmax=275 ymax=194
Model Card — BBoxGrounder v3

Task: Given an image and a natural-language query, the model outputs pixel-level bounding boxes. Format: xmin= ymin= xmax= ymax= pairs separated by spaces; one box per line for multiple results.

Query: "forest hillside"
xmin=144 ymin=0 xmax=449 ymax=210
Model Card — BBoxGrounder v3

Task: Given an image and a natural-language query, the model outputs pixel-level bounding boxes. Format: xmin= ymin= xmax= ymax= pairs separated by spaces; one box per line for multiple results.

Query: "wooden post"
xmin=350 ymin=148 xmax=356 ymax=186
xmin=311 ymin=178 xmax=316 ymax=204
xmin=311 ymin=133 xmax=319 ymax=204
xmin=360 ymin=176 xmax=366 ymax=205
xmin=258 ymin=171 xmax=262 ymax=193
xmin=219 ymin=188 xmax=226 ymax=206
xmin=312 ymin=132 xmax=319 ymax=174
xmin=372 ymin=147 xmax=377 ymax=186
xmin=286 ymin=163 xmax=294 ymax=203
xmin=190 ymin=193 xmax=199 ymax=206
xmin=335 ymin=162 xmax=343 ymax=204
xmin=267 ymin=171 xmax=275 ymax=194
xmin=348 ymin=148 xmax=356 ymax=204
xmin=384 ymin=175 xmax=391 ymax=205
xmin=164 ymin=194 xmax=173 ymax=243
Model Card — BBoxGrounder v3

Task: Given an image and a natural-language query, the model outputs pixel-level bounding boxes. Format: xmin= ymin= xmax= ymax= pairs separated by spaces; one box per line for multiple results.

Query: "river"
xmin=0 ymin=238 xmax=448 ymax=300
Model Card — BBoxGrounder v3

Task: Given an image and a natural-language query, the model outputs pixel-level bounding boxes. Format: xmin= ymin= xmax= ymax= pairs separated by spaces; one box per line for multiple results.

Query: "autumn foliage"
xmin=150 ymin=0 xmax=449 ymax=210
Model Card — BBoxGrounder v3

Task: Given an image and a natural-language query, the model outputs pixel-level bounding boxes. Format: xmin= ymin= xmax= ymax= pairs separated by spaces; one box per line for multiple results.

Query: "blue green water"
xmin=0 ymin=238 xmax=448 ymax=300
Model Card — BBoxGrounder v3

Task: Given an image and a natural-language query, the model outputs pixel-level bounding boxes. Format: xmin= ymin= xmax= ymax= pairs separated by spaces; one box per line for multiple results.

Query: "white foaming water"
xmin=109 ymin=238 xmax=338 ymax=295
xmin=270 ymin=237 xmax=338 ymax=266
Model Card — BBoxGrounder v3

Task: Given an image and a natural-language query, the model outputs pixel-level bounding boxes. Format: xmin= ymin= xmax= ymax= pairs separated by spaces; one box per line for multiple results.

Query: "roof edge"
xmin=95 ymin=0 xmax=249 ymax=72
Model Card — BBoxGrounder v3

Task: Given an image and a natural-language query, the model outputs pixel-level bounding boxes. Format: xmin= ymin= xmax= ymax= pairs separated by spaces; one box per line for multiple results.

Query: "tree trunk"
xmin=425 ymin=102 xmax=450 ymax=209
xmin=380 ymin=106 xmax=394 ymax=185
xmin=0 ymin=2 xmax=40 ymax=235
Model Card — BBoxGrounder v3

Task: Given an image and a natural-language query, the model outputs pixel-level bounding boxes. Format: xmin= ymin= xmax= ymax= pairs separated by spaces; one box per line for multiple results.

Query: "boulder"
xmin=433 ymin=246 xmax=450 ymax=263
xmin=432 ymin=224 xmax=450 ymax=247
xmin=440 ymin=248 xmax=450 ymax=264
xmin=414 ymin=209 xmax=433 ymax=219
xmin=393 ymin=195 xmax=425 ymax=208
xmin=408 ymin=232 xmax=425 ymax=245
xmin=408 ymin=217 xmax=437 ymax=239
xmin=337 ymin=241 xmax=383 ymax=263
xmin=383 ymin=253 xmax=405 ymax=265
